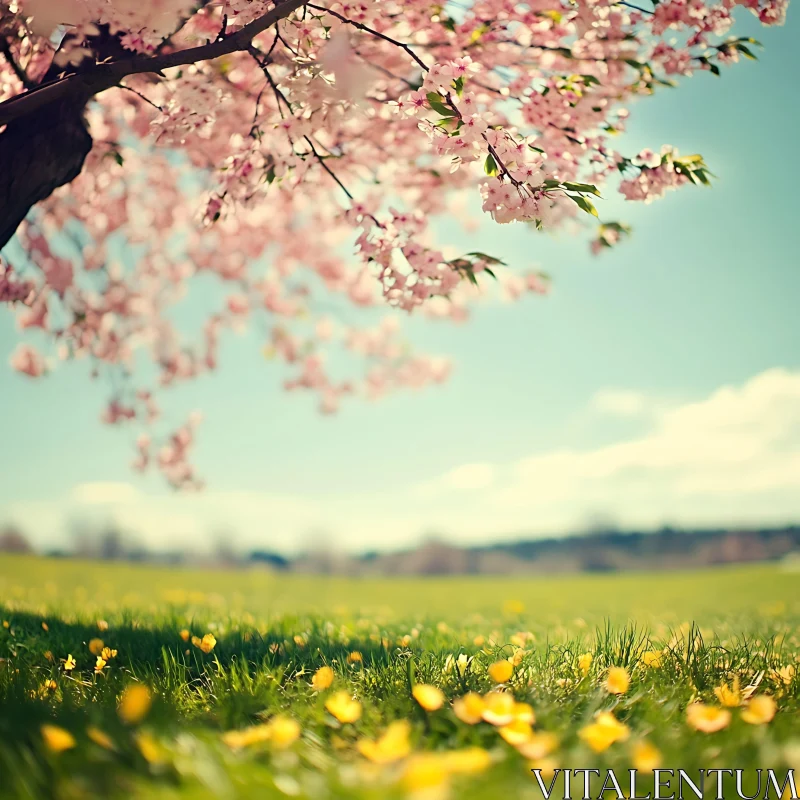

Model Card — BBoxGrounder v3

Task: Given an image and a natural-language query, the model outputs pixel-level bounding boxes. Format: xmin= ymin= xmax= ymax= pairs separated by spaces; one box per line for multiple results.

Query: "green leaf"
xmin=113 ymin=151 xmax=124 ymax=167
xmin=736 ymin=44 xmax=758 ymax=60
xmin=484 ymin=153 xmax=499 ymax=177
xmin=569 ymin=194 xmax=598 ymax=217
xmin=453 ymin=76 xmax=465 ymax=97
xmin=483 ymin=267 xmax=497 ymax=280
xmin=466 ymin=251 xmax=507 ymax=266
xmin=675 ymin=154 xmax=705 ymax=165
xmin=563 ymin=181 xmax=601 ymax=197
xmin=426 ymin=92 xmax=455 ymax=117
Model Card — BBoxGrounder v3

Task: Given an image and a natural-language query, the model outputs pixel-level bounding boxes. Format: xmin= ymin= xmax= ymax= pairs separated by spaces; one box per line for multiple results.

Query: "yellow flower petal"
xmin=87 ymin=726 xmax=115 ymax=751
xmin=118 ymin=684 xmax=152 ymax=725
xmin=267 ymin=715 xmax=301 ymax=748
xmin=714 ymin=677 xmax=741 ymax=707
xmin=686 ymin=703 xmax=731 ymax=733
xmin=632 ymin=740 xmax=662 ymax=772
xmin=325 ymin=690 xmax=362 ymax=724
xmin=41 ymin=724 xmax=76 ymax=753
xmin=517 ymin=731 xmax=558 ymax=760
xmin=604 ymin=666 xmax=630 ymax=695
xmin=312 ymin=665 xmax=334 ymax=691
xmin=642 ymin=651 xmax=664 ymax=669
xmin=453 ymin=692 xmax=485 ymax=725
xmin=357 ymin=720 xmax=411 ymax=764
xmin=499 ymin=718 xmax=533 ymax=746
xmin=488 ymin=660 xmax=514 ymax=684
xmin=578 ymin=653 xmax=593 ymax=675
xmin=442 ymin=747 xmax=492 ymax=774
xmin=579 ymin=712 xmax=630 ymax=753
xmin=413 ymin=684 xmax=445 ymax=712
xmin=741 ymin=695 xmax=776 ymax=726
xmin=481 ymin=691 xmax=516 ymax=726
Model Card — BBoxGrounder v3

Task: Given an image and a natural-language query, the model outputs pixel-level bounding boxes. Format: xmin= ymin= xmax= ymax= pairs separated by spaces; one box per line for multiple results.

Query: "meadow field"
xmin=0 ymin=555 xmax=798 ymax=799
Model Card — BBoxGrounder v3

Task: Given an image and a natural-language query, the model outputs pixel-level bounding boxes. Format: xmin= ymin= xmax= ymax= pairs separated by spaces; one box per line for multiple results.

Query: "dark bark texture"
xmin=0 ymin=99 xmax=92 ymax=250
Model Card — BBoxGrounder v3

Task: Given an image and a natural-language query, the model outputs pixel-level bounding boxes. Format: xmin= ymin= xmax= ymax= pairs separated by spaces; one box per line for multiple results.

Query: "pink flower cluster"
xmin=0 ymin=0 xmax=786 ymax=485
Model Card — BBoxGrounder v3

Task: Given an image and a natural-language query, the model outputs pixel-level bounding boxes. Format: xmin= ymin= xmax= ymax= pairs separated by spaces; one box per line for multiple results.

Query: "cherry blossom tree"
xmin=0 ymin=0 xmax=787 ymax=487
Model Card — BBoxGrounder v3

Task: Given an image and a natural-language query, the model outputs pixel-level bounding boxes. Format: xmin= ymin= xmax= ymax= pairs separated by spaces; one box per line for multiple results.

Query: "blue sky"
xmin=2 ymin=10 xmax=799 ymax=554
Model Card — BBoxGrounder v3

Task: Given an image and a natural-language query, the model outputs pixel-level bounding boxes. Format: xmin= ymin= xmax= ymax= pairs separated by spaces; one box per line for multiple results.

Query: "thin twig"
xmin=117 ymin=83 xmax=164 ymax=111
xmin=308 ymin=4 xmax=429 ymax=72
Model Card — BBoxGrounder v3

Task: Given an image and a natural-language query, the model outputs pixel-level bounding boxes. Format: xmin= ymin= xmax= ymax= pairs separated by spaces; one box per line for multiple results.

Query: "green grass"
xmin=0 ymin=556 xmax=798 ymax=799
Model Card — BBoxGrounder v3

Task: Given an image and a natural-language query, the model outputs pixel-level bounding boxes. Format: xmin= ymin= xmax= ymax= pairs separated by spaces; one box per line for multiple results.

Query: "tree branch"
xmin=0 ymin=0 xmax=307 ymax=127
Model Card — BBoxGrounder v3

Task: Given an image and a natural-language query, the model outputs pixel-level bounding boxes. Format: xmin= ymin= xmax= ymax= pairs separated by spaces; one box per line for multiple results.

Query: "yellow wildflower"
xmin=63 ymin=654 xmax=76 ymax=672
xmin=357 ymin=720 xmax=412 ymax=764
xmin=772 ymin=665 xmax=795 ymax=686
xmin=267 ymin=715 xmax=301 ymax=748
xmin=642 ymin=651 xmax=664 ymax=668
xmin=347 ymin=651 xmax=363 ymax=664
xmin=517 ymin=731 xmax=558 ymax=760
xmin=686 ymin=703 xmax=731 ymax=733
xmin=222 ymin=724 xmax=271 ymax=749
xmin=481 ymin=691 xmax=516 ymax=726
xmin=118 ymin=684 xmax=152 ymax=724
xmin=714 ymin=677 xmax=741 ymax=707
xmin=579 ymin=711 xmax=630 ymax=753
xmin=312 ymin=665 xmax=334 ymax=691
xmin=96 ymin=620 xmax=109 ymax=632
xmin=453 ymin=692 xmax=485 ymax=724
xmin=88 ymin=638 xmax=105 ymax=656
xmin=473 ymin=635 xmax=486 ymax=647
xmin=41 ymin=622 xmax=48 ymax=631
xmin=94 ymin=656 xmax=107 ymax=673
xmin=179 ymin=629 xmax=190 ymax=642
xmin=513 ymin=702 xmax=535 ymax=724
xmin=136 ymin=732 xmax=165 ymax=764
xmin=100 ymin=647 xmax=117 ymax=661
xmin=413 ymin=684 xmax=445 ymax=711
xmin=499 ymin=718 xmax=533 ymax=746
xmin=191 ymin=634 xmax=216 ymax=653
xmin=2 ymin=621 xmax=8 ymax=628
xmin=41 ymin=724 xmax=76 ymax=753
xmin=87 ymin=727 xmax=115 ymax=750
xmin=325 ymin=691 xmax=362 ymax=724
xmin=503 ymin=600 xmax=525 ymax=615
xmin=741 ymin=695 xmax=777 ymax=726
xmin=632 ymin=740 xmax=662 ymax=772
xmin=488 ymin=659 xmax=514 ymax=684
xmin=443 ymin=747 xmax=492 ymax=774
xmin=605 ymin=666 xmax=630 ymax=695
xmin=578 ymin=653 xmax=593 ymax=675
xmin=402 ymin=753 xmax=449 ymax=795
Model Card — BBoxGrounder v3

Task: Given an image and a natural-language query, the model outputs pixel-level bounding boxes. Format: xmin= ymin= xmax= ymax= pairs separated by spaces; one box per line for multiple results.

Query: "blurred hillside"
xmin=1 ymin=521 xmax=798 ymax=575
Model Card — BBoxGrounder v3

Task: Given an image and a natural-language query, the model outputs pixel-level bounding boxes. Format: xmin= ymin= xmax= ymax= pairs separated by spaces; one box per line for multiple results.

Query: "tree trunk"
xmin=0 ymin=98 xmax=92 ymax=250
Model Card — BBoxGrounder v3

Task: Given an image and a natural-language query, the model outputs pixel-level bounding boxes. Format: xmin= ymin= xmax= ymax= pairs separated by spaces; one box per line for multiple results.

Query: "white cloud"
xmin=420 ymin=462 xmax=496 ymax=493
xmin=5 ymin=368 xmax=800 ymax=552
xmin=476 ymin=367 xmax=800 ymax=529
xmin=70 ymin=482 xmax=142 ymax=505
